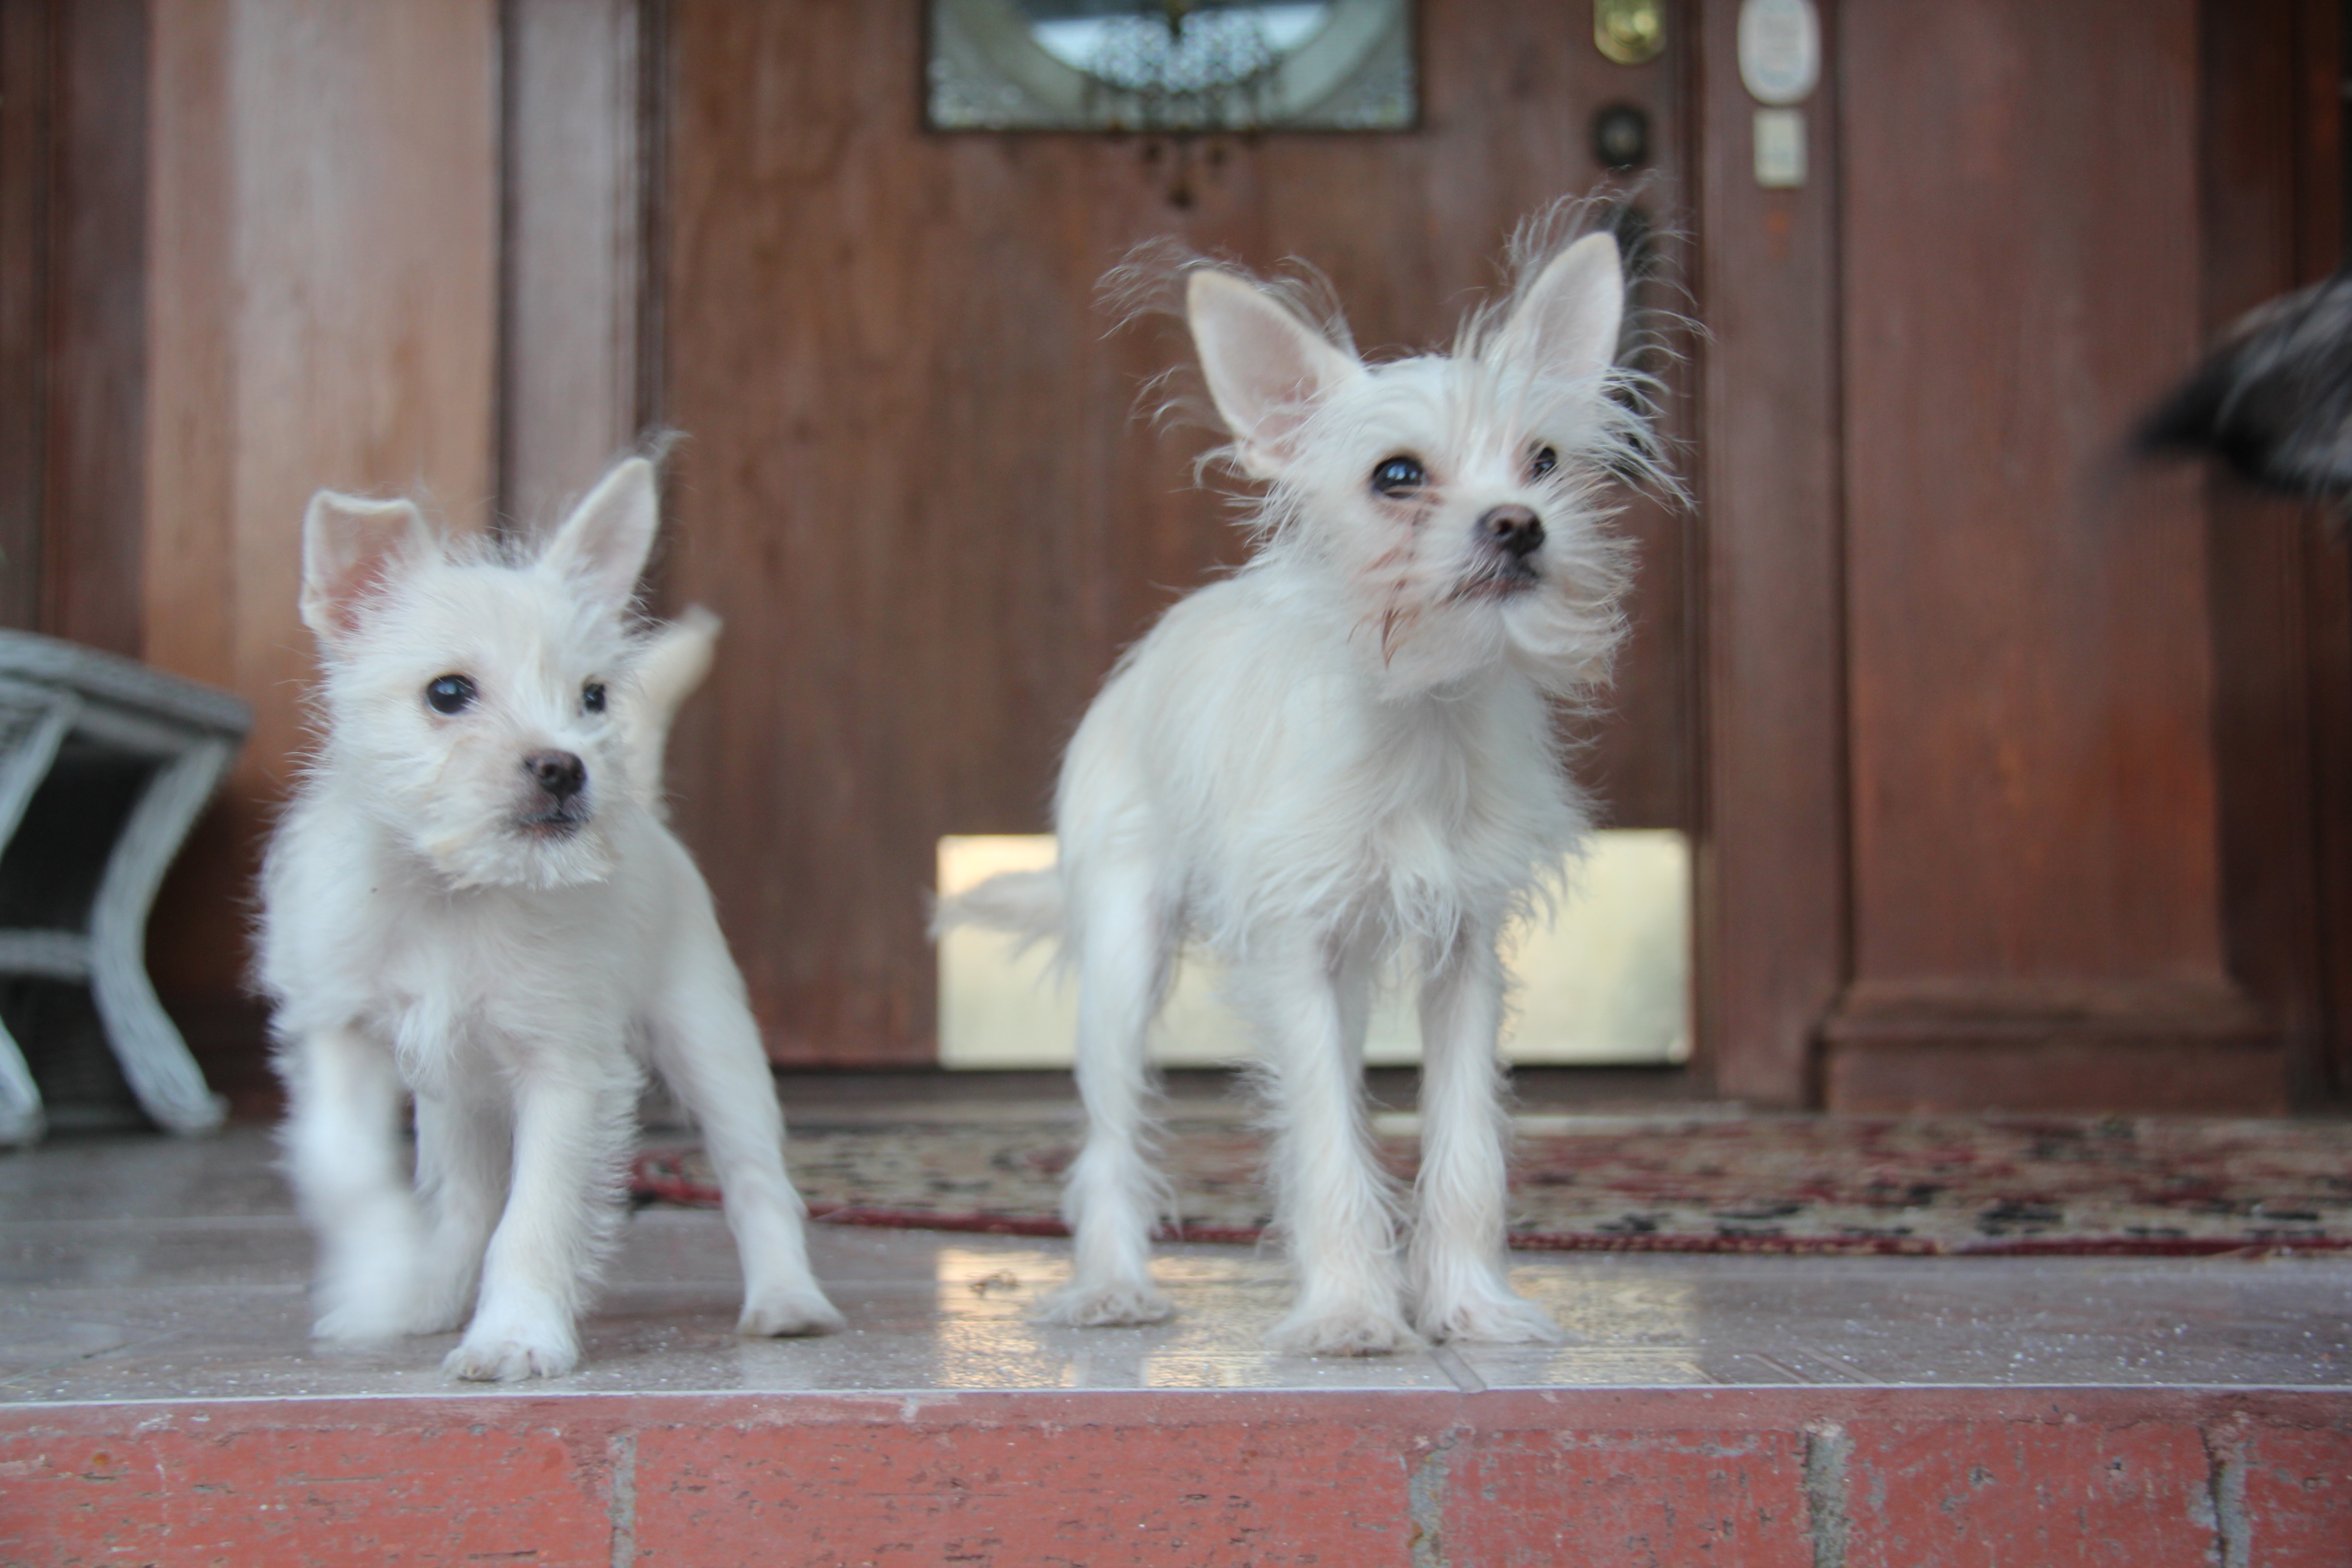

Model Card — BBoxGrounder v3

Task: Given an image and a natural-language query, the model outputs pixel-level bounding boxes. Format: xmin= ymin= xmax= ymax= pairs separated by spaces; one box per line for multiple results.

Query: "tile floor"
xmin=4 ymin=1107 xmax=2349 ymax=1404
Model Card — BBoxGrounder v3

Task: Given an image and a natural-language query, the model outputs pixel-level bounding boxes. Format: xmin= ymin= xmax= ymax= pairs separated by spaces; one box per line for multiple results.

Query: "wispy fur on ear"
xmin=1458 ymin=195 xmax=1690 ymax=507
xmin=1485 ymin=234 xmax=1623 ymax=390
xmin=1098 ymin=239 xmax=1358 ymax=469
xmin=301 ymin=493 xmax=437 ymax=647
xmin=540 ymin=456 xmax=659 ymax=611
xmin=1186 ymin=270 xmax=1367 ymax=480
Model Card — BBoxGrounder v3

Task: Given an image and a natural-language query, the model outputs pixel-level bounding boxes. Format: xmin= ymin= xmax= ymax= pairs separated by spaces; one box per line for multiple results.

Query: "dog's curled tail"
xmin=639 ymin=604 xmax=720 ymax=720
xmin=628 ymin=604 xmax=720 ymax=814
xmin=930 ymin=867 xmax=1067 ymax=948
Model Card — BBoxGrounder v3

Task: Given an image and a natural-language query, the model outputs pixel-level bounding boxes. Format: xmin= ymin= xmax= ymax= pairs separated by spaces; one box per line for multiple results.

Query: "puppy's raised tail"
xmin=930 ymin=867 xmax=1067 ymax=948
xmin=628 ymin=604 xmax=720 ymax=814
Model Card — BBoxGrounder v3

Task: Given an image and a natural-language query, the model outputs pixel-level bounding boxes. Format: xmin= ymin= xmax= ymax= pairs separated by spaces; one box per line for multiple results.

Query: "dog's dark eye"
xmin=582 ymin=681 xmax=607 ymax=715
xmin=1528 ymin=445 xmax=1559 ymax=480
xmin=424 ymin=675 xmax=476 ymax=715
xmin=1371 ymin=455 xmax=1426 ymax=498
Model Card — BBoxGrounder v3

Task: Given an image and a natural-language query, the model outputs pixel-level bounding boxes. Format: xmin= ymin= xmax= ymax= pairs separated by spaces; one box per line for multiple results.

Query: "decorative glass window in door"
xmin=927 ymin=0 xmax=1416 ymax=132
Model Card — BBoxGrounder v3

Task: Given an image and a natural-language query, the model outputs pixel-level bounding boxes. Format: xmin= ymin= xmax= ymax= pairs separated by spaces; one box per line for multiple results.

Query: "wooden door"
xmin=658 ymin=2 xmax=1698 ymax=1064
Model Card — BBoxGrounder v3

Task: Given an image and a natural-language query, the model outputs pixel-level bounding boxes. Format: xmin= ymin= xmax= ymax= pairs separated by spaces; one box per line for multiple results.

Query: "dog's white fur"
xmin=260 ymin=458 xmax=840 ymax=1382
xmin=941 ymin=222 xmax=1658 ymax=1354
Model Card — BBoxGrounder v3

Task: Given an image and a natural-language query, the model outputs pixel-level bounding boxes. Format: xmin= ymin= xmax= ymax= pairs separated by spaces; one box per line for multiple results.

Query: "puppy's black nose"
xmin=1481 ymin=505 xmax=1545 ymax=558
xmin=524 ymin=750 xmax=586 ymax=801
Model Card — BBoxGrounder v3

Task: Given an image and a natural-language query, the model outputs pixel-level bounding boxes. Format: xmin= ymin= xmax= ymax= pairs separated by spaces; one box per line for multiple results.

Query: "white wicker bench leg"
xmin=0 ymin=636 xmax=249 ymax=1145
xmin=87 ymin=738 xmax=235 ymax=1136
xmin=0 ymin=688 xmax=78 ymax=1145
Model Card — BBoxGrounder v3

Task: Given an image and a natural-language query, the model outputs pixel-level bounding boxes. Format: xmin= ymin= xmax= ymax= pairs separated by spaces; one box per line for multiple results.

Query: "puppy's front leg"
xmin=409 ymin=1090 xmax=509 ymax=1335
xmin=444 ymin=1054 xmax=635 ymax=1382
xmin=1409 ymin=934 xmax=1563 ymax=1344
xmin=1241 ymin=940 xmax=1411 ymax=1356
xmin=280 ymin=1024 xmax=425 ymax=1341
xmin=1040 ymin=863 xmax=1175 ymax=1328
xmin=649 ymin=940 xmax=842 ymax=1338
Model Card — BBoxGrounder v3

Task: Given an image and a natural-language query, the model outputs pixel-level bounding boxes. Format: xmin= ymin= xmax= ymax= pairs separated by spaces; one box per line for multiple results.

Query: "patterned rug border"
xmin=631 ymin=1151 xmax=2352 ymax=1260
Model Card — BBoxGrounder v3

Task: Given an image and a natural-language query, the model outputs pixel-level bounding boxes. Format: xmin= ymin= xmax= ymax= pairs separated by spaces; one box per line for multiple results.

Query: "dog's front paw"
xmin=443 ymin=1322 xmax=579 ymax=1382
xmin=1266 ymin=1301 xmax=1415 ymax=1357
xmin=1035 ymin=1278 xmax=1176 ymax=1328
xmin=739 ymin=1287 xmax=845 ymax=1338
xmin=1416 ymin=1288 xmax=1567 ymax=1346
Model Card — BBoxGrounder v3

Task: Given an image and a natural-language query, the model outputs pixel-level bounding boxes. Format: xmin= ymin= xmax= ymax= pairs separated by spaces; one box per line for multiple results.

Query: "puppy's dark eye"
xmin=1528 ymin=445 xmax=1559 ymax=480
xmin=424 ymin=674 xmax=476 ymax=715
xmin=1371 ymin=455 xmax=1426 ymax=498
xmin=582 ymin=681 xmax=607 ymax=715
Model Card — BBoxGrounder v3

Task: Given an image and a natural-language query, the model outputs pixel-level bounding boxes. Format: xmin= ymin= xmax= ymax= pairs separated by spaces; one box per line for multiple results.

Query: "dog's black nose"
xmin=524 ymin=750 xmax=586 ymax=801
xmin=1481 ymin=505 xmax=1545 ymax=558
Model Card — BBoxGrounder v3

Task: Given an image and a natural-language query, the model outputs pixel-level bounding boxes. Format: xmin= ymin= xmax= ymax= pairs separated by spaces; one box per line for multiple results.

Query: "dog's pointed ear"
xmin=301 ymin=491 xmax=433 ymax=645
xmin=1187 ymin=270 xmax=1362 ymax=479
xmin=544 ymin=456 xmax=658 ymax=609
xmin=1489 ymin=231 xmax=1624 ymax=387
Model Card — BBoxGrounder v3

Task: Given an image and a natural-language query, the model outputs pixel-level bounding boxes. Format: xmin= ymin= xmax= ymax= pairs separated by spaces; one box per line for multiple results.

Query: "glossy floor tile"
xmin=3 ymin=1124 xmax=2348 ymax=1402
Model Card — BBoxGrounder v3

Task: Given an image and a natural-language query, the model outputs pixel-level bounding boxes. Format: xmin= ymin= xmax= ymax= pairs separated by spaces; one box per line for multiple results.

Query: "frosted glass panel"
xmin=937 ymin=830 xmax=1690 ymax=1069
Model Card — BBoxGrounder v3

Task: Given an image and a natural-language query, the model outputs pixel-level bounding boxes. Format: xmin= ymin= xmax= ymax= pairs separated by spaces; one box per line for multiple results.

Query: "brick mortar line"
xmin=1801 ymin=1420 xmax=1850 ymax=1568
xmin=1407 ymin=1426 xmax=1464 ymax=1568
xmin=607 ymin=1428 xmax=637 ymax=1568
xmin=2200 ymin=1416 xmax=2251 ymax=1568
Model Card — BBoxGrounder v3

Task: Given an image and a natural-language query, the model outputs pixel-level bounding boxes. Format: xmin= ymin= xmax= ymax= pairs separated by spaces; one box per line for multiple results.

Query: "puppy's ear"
xmin=1489 ymin=231 xmax=1624 ymax=388
xmin=544 ymin=456 xmax=659 ymax=609
xmin=301 ymin=492 xmax=433 ymax=645
xmin=1187 ymin=270 xmax=1362 ymax=479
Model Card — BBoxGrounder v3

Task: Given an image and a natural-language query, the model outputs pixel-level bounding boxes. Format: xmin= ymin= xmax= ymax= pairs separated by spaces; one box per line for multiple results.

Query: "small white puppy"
xmin=261 ymin=457 xmax=840 ymax=1382
xmin=943 ymin=219 xmax=1662 ymax=1354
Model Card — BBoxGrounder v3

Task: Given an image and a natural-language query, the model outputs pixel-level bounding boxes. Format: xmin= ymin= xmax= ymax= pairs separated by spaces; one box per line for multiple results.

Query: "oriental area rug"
xmin=632 ymin=1113 xmax=2352 ymax=1258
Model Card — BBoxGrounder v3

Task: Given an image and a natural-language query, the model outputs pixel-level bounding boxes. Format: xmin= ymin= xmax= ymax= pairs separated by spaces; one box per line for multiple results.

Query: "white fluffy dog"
xmin=261 ymin=457 xmax=840 ymax=1382
xmin=942 ymin=219 xmax=1663 ymax=1354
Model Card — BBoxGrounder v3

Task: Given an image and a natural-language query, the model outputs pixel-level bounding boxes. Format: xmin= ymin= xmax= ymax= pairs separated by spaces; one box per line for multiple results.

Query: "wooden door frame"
xmin=1687 ymin=0 xmax=1847 ymax=1106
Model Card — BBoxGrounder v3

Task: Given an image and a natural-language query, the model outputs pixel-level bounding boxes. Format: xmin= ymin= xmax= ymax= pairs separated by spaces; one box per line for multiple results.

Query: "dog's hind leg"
xmin=279 ymin=1024 xmax=426 ymax=1341
xmin=1038 ymin=856 xmax=1176 ymax=1328
xmin=1242 ymin=936 xmax=1412 ymax=1356
xmin=647 ymin=936 xmax=843 ymax=1338
xmin=409 ymin=1089 xmax=510 ymax=1335
xmin=1408 ymin=932 xmax=1564 ymax=1344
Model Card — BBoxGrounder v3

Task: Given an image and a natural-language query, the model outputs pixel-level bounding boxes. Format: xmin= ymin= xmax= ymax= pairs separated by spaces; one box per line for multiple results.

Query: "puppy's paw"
xmin=1416 ymin=1289 xmax=1567 ymax=1346
xmin=738 ymin=1287 xmax=845 ymax=1338
xmin=443 ymin=1321 xmax=579 ymax=1382
xmin=1035 ymin=1279 xmax=1176 ymax=1328
xmin=1266 ymin=1302 xmax=1415 ymax=1358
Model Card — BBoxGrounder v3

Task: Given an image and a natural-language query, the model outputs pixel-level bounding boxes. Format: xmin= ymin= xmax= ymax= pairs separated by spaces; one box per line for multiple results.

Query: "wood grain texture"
xmin=1825 ymin=0 xmax=2275 ymax=1106
xmin=2285 ymin=0 xmax=2352 ymax=1105
xmin=660 ymin=0 xmax=1695 ymax=1063
xmin=2198 ymin=0 xmax=2341 ymax=1104
xmin=1690 ymin=0 xmax=1845 ymax=1107
xmin=140 ymin=0 xmax=500 ymax=1029
xmin=500 ymin=0 xmax=651 ymax=529
xmin=0 ymin=0 xmax=49 ymax=633
xmin=42 ymin=0 xmax=147 ymax=658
